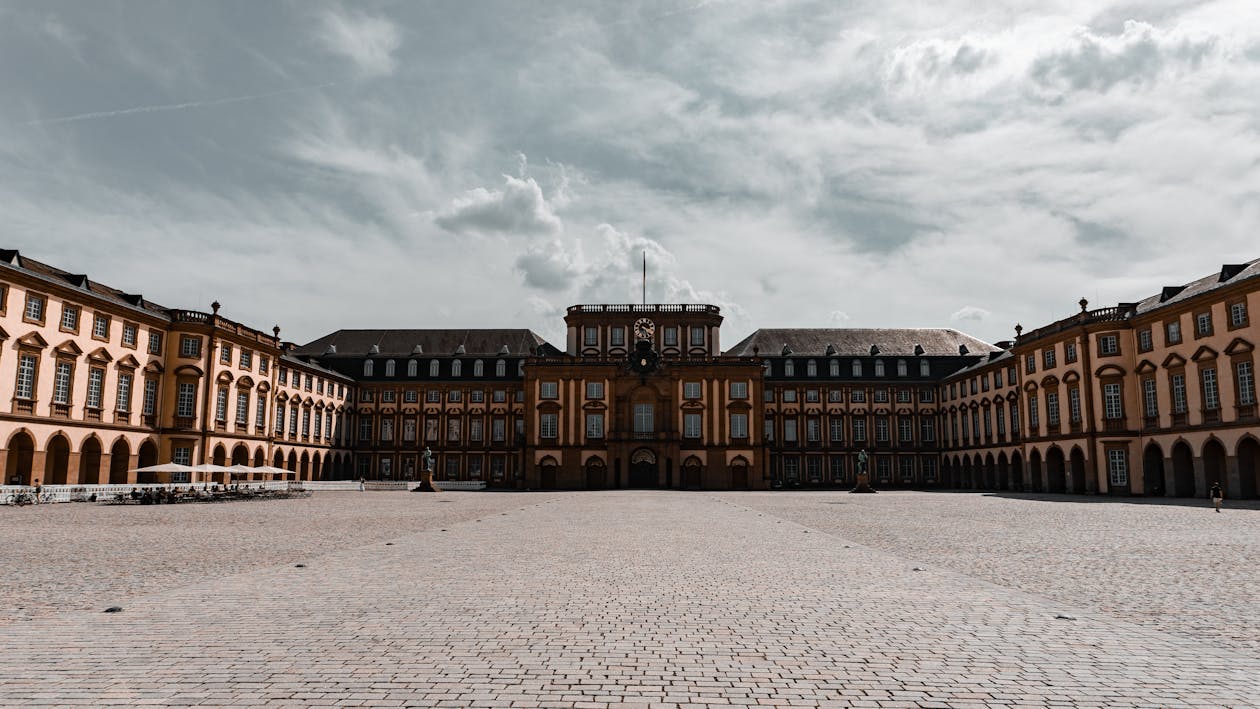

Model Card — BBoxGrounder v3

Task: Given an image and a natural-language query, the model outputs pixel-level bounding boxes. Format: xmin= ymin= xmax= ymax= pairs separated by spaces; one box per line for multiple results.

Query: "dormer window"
xmin=408 ymin=359 xmax=418 ymax=377
xmin=829 ymin=359 xmax=840 ymax=377
xmin=874 ymin=359 xmax=885 ymax=377
xmin=363 ymin=360 xmax=374 ymax=377
xmin=473 ymin=359 xmax=484 ymax=377
xmin=919 ymin=360 xmax=930 ymax=377
xmin=806 ymin=359 xmax=817 ymax=377
xmin=496 ymin=359 xmax=506 ymax=377
xmin=784 ymin=359 xmax=795 ymax=377
xmin=896 ymin=359 xmax=907 ymax=377
xmin=452 ymin=360 xmax=462 ymax=377
xmin=385 ymin=359 xmax=396 ymax=377
xmin=852 ymin=360 xmax=862 ymax=377
xmin=429 ymin=359 xmax=440 ymax=377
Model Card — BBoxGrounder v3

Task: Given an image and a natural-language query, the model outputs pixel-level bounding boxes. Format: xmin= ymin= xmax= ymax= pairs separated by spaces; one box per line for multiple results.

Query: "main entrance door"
xmin=628 ymin=448 xmax=657 ymax=488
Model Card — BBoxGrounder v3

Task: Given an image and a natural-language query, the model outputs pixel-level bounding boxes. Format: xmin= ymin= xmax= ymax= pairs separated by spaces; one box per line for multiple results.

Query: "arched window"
xmin=764 ymin=360 xmax=773 ymax=375
xmin=363 ymin=360 xmax=374 ymax=377
xmin=473 ymin=359 xmax=484 ymax=377
xmin=874 ymin=359 xmax=885 ymax=377
xmin=518 ymin=360 xmax=525 ymax=376
xmin=829 ymin=359 xmax=840 ymax=377
xmin=407 ymin=359 xmax=418 ymax=377
xmin=385 ymin=359 xmax=396 ymax=377
xmin=806 ymin=359 xmax=817 ymax=377
xmin=784 ymin=359 xmax=795 ymax=377
xmin=495 ymin=359 xmax=506 ymax=377
xmin=429 ymin=359 xmax=439 ymax=377
xmin=851 ymin=360 xmax=862 ymax=377
xmin=919 ymin=359 xmax=930 ymax=377
xmin=896 ymin=359 xmax=907 ymax=377
xmin=452 ymin=360 xmax=462 ymax=377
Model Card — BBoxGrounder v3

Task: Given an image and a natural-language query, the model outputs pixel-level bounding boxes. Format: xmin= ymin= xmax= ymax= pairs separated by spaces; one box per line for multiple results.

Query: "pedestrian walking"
xmin=33 ymin=478 xmax=42 ymax=504
xmin=359 ymin=476 xmax=365 ymax=492
xmin=1210 ymin=482 xmax=1223 ymax=513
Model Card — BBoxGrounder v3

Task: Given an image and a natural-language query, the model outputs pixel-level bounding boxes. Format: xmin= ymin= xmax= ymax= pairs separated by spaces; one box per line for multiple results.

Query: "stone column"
xmin=1193 ymin=456 xmax=1206 ymax=498
xmin=1226 ymin=454 xmax=1242 ymax=500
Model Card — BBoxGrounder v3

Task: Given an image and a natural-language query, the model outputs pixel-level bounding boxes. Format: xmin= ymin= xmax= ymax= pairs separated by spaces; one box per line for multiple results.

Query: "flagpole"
xmin=642 ymin=251 xmax=646 ymax=305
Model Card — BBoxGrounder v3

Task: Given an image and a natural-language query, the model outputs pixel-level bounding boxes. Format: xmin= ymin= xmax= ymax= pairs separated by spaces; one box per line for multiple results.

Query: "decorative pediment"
xmin=237 ymin=375 xmax=255 ymax=388
xmin=1095 ymin=364 xmax=1127 ymax=378
xmin=314 ymin=401 xmax=326 ymax=410
xmin=536 ymin=400 xmax=562 ymax=413
xmin=1162 ymin=352 xmax=1187 ymax=369
xmin=1040 ymin=375 xmax=1060 ymax=388
xmin=490 ymin=406 xmax=508 ymax=415
xmin=116 ymin=353 xmax=140 ymax=369
xmin=0 ymin=325 xmax=8 ymax=341
xmin=582 ymin=400 xmax=609 ymax=412
xmin=256 ymin=380 xmax=271 ymax=393
xmin=947 ymin=404 xmax=958 ymax=413
xmin=54 ymin=339 xmax=84 ymax=357
xmin=991 ymin=395 xmax=1005 ymax=405
xmin=275 ymin=391 xmax=290 ymax=402
xmin=851 ymin=407 xmax=868 ymax=416
xmin=781 ymin=406 xmax=799 ymax=415
xmin=402 ymin=406 xmax=418 ymax=415
xmin=1006 ymin=390 xmax=1019 ymax=401
xmin=896 ymin=407 xmax=913 ymax=416
xmin=874 ymin=407 xmax=889 ymax=415
xmin=377 ymin=405 xmax=392 ymax=414
xmin=1190 ymin=345 xmax=1218 ymax=362
xmin=468 ymin=406 xmax=484 ymax=415
xmin=1062 ymin=370 xmax=1081 ymax=383
xmin=680 ymin=400 xmax=706 ymax=411
xmin=1224 ymin=337 xmax=1254 ymax=356
xmin=174 ymin=364 xmax=204 ymax=377
xmin=86 ymin=347 xmax=113 ymax=364
xmin=1023 ymin=381 xmax=1039 ymax=391
xmin=215 ymin=370 xmax=235 ymax=384
xmin=967 ymin=401 xmax=979 ymax=411
xmin=357 ymin=406 xmax=373 ymax=414
xmin=424 ymin=406 xmax=442 ymax=415
xmin=143 ymin=360 xmax=165 ymax=374
xmin=1134 ymin=359 xmax=1158 ymax=374
xmin=726 ymin=400 xmax=752 ymax=412
xmin=804 ymin=406 xmax=823 ymax=415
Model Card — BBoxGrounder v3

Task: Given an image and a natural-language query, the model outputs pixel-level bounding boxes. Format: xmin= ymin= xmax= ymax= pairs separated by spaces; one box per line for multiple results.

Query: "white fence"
xmin=1 ymin=481 xmax=298 ymax=504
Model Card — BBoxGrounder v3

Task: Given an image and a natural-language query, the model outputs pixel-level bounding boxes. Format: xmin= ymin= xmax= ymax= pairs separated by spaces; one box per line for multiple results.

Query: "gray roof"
xmin=725 ymin=328 xmax=1000 ymax=357
xmin=1133 ymin=258 xmax=1260 ymax=315
xmin=0 ymin=249 xmax=171 ymax=318
xmin=947 ymin=348 xmax=1014 ymax=377
xmin=280 ymin=353 xmax=355 ymax=382
xmin=294 ymin=329 xmax=558 ymax=358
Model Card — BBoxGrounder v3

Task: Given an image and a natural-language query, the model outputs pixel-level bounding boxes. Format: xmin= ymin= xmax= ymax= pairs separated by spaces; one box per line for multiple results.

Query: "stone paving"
xmin=1 ymin=491 xmax=1258 ymax=707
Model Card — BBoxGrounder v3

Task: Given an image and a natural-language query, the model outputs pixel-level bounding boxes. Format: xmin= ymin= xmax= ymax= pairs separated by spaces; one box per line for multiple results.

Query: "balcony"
xmin=566 ymin=303 xmax=720 ymax=315
xmin=1017 ymin=304 xmax=1137 ymax=344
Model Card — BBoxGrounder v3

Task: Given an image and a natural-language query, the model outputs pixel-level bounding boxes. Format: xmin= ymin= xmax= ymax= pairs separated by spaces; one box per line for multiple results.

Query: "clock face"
xmin=633 ymin=317 xmax=655 ymax=341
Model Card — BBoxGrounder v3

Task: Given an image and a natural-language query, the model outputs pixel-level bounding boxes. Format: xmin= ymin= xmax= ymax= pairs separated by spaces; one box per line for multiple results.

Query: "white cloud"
xmin=515 ymin=239 xmax=581 ymax=291
xmin=435 ymin=175 xmax=563 ymax=237
xmin=316 ymin=8 xmax=401 ymax=77
xmin=950 ymin=306 xmax=991 ymax=324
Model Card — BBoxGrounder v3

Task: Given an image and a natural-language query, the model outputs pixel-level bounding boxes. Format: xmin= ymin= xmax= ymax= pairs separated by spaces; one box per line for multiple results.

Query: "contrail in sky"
xmin=27 ymin=82 xmax=338 ymax=126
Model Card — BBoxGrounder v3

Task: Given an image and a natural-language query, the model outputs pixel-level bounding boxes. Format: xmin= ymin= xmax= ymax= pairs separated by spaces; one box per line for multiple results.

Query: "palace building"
xmin=1 ymin=248 xmax=1257 ymax=499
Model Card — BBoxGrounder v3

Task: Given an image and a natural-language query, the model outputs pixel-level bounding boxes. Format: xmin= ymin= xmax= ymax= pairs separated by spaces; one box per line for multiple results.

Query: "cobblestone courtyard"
xmin=1 ymin=491 xmax=1257 ymax=707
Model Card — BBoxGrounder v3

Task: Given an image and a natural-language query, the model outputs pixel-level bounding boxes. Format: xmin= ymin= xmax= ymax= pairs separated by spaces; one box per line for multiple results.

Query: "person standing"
xmin=1210 ymin=482 xmax=1223 ymax=513
xmin=32 ymin=478 xmax=42 ymax=504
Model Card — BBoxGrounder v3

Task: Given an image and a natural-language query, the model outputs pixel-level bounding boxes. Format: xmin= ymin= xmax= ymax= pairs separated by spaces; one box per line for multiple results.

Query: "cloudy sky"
xmin=3 ymin=1 xmax=1259 ymax=347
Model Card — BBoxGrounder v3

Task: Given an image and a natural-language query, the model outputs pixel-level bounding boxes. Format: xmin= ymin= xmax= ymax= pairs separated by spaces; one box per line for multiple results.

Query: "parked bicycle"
xmin=4 ymin=490 xmax=36 ymax=506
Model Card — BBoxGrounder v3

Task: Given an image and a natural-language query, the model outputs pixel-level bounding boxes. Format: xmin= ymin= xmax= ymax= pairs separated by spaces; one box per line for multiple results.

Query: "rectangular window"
xmin=122 ymin=323 xmax=138 ymax=347
xmin=180 ymin=335 xmax=201 ymax=358
xmin=1069 ymin=387 xmax=1082 ymax=423
xmin=828 ymin=388 xmax=843 ymax=403
xmin=1046 ymin=391 xmax=1060 ymax=426
xmin=403 ymin=419 xmax=417 ymax=442
xmin=920 ymin=417 xmax=935 ymax=442
xmin=1010 ymin=401 xmax=1020 ymax=434
xmin=1103 ymin=382 xmax=1123 ymax=419
xmin=173 ymin=447 xmax=192 ymax=466
xmin=806 ymin=388 xmax=821 ymax=403
xmin=16 ymin=353 xmax=37 ymax=399
xmin=586 ymin=381 xmax=604 ymax=399
xmin=1202 ymin=367 xmax=1219 ymax=410
xmin=684 ymin=413 xmax=702 ymax=438
xmin=807 ymin=417 xmax=821 ymax=442
xmin=585 ymin=413 xmax=604 ymax=438
xmin=358 ymin=418 xmax=372 ymax=441
xmin=1237 ymin=361 xmax=1256 ymax=405
xmin=426 ymin=390 xmax=441 ymax=403
xmin=898 ymin=417 xmax=912 ymax=443
xmin=278 ymin=368 xmax=288 ymax=385
xmin=1143 ymin=378 xmax=1158 ymax=417
xmin=220 ymin=343 xmax=232 ymax=364
xmin=61 ymin=304 xmax=80 ymax=331
xmin=541 ymin=413 xmax=558 ymax=439
xmin=259 ymin=356 xmax=269 ymax=375
xmin=851 ymin=389 xmax=865 ymax=403
xmin=1107 ymin=449 xmax=1128 ymax=487
xmin=240 ymin=349 xmax=252 ymax=369
xmin=381 ymin=390 xmax=396 ymax=403
xmin=148 ymin=331 xmax=163 ymax=355
xmin=1028 ymin=394 xmax=1039 ymax=429
xmin=829 ymin=417 xmax=844 ymax=443
xmin=730 ymin=413 xmax=748 ymax=439
xmin=470 ymin=419 xmax=483 ymax=442
xmin=176 ymin=382 xmax=196 ymax=418
xmin=1065 ymin=342 xmax=1077 ymax=363
xmin=782 ymin=389 xmax=797 ymax=402
xmin=236 ymin=391 xmax=249 ymax=425
xmin=635 ymin=402 xmax=655 ymax=435
xmin=447 ymin=390 xmax=462 ymax=403
xmin=1171 ymin=373 xmax=1187 ymax=413
xmin=116 ymin=373 xmax=133 ymax=413
xmin=684 ymin=381 xmax=701 ymax=399
xmin=215 ymin=388 xmax=228 ymax=422
xmin=583 ymin=326 xmax=598 ymax=346
xmin=830 ymin=456 xmax=845 ymax=480
xmin=730 ymin=381 xmax=748 ymax=399
xmin=1230 ymin=302 xmax=1248 ymax=328
xmin=783 ymin=418 xmax=798 ymax=442
xmin=1099 ymin=334 xmax=1119 ymax=356
xmin=875 ymin=416 xmax=889 ymax=443
xmin=256 ymin=396 xmax=267 ymax=429
xmin=1043 ymin=348 xmax=1056 ymax=369
xmin=874 ymin=389 xmax=888 ymax=403
xmin=404 ymin=390 xmax=418 ymax=403
xmin=899 ymin=456 xmax=914 ymax=479
xmin=540 ymin=381 xmax=558 ymax=399
xmin=996 ymin=406 xmax=1006 ymax=435
xmin=1196 ymin=312 xmax=1213 ymax=337
xmin=1166 ymin=320 xmax=1182 ymax=345
xmin=53 ymin=361 xmax=73 ymax=404
xmin=1025 ymin=353 xmax=1036 ymax=374
xmin=994 ymin=370 xmax=1004 ymax=388
xmin=852 ymin=418 xmax=866 ymax=442
xmin=86 ymin=367 xmax=104 ymax=409
xmin=663 ymin=327 xmax=678 ymax=346
xmin=25 ymin=293 xmax=45 ymax=322
xmin=446 ymin=418 xmax=460 ymax=441
xmin=610 ymin=327 xmax=625 ymax=346
xmin=690 ymin=327 xmax=705 ymax=346
xmin=783 ymin=457 xmax=799 ymax=481
xmin=492 ymin=418 xmax=506 ymax=442
xmin=807 ymin=456 xmax=823 ymax=482
xmin=1138 ymin=330 xmax=1153 ymax=352
xmin=143 ymin=379 xmax=158 ymax=416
